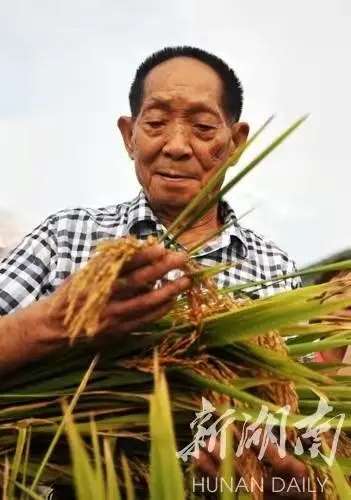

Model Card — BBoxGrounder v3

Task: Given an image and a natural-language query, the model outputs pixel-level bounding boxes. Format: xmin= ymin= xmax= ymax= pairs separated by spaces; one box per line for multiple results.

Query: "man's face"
xmin=118 ymin=57 xmax=248 ymax=212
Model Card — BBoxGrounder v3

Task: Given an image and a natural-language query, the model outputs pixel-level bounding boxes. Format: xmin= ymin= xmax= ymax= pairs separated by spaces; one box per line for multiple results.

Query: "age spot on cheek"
xmin=208 ymin=142 xmax=229 ymax=163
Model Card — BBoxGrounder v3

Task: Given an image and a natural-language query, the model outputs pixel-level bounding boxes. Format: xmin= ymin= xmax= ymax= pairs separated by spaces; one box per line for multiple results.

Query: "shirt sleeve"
xmin=257 ymin=255 xmax=302 ymax=298
xmin=0 ymin=215 xmax=58 ymax=315
xmin=283 ymin=257 xmax=302 ymax=291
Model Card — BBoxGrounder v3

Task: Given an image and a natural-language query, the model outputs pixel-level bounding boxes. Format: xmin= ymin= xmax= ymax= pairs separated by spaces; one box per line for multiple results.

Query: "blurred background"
xmin=1 ymin=0 xmax=350 ymax=265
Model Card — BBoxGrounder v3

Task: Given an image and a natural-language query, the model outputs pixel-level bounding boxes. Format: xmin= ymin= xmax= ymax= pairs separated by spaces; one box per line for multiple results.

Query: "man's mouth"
xmin=155 ymin=171 xmax=196 ymax=182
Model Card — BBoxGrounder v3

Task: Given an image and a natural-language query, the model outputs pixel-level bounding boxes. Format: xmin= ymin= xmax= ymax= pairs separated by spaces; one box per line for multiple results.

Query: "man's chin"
xmin=149 ymin=185 xmax=199 ymax=211
xmin=148 ymin=190 xmax=196 ymax=213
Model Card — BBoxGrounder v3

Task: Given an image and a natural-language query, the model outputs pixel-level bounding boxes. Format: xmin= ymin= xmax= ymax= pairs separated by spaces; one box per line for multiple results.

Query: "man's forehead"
xmin=142 ymin=57 xmax=226 ymax=112
xmin=142 ymin=57 xmax=224 ymax=108
xmin=141 ymin=94 xmax=222 ymax=116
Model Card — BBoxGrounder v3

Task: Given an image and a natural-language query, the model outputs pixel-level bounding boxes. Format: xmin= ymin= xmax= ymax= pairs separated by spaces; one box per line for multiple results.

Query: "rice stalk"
xmin=2 ymin=116 xmax=351 ymax=498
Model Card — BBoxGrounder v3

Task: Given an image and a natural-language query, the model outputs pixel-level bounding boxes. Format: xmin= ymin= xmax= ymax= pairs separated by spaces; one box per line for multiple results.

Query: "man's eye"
xmin=195 ymin=124 xmax=215 ymax=132
xmin=146 ymin=121 xmax=164 ymax=129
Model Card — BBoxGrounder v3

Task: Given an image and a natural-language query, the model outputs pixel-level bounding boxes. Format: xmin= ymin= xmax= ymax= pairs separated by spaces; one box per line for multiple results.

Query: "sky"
xmin=0 ymin=0 xmax=350 ymax=266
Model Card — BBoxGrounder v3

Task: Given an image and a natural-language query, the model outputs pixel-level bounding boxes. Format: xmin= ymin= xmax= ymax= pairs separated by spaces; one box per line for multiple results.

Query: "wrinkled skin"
xmin=118 ymin=56 xmax=249 ymax=248
xmin=0 ymin=244 xmax=191 ymax=373
xmin=2 ymin=55 xmax=247 ymax=370
xmin=0 ymin=55 xmax=311 ymax=493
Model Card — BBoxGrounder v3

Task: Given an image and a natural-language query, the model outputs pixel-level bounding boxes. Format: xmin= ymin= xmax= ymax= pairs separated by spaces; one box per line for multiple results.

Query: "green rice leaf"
xmin=150 ymin=355 xmax=185 ymax=500
xmin=90 ymin=417 xmax=105 ymax=498
xmin=222 ymin=258 xmax=351 ymax=297
xmin=202 ymin=282 xmax=351 ymax=346
xmin=321 ymin=438 xmax=351 ymax=499
xmin=65 ymin=404 xmax=98 ymax=500
xmin=169 ymin=115 xmax=307 ymax=244
xmin=219 ymin=407 xmax=235 ymax=500
xmin=121 ymin=454 xmax=135 ymax=500
xmin=104 ymin=437 xmax=121 ymax=500
xmin=8 ymin=426 xmax=27 ymax=499
xmin=29 ymin=355 xmax=98 ymax=492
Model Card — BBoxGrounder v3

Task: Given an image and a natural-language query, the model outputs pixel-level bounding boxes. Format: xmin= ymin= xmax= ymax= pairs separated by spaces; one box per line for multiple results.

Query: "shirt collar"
xmin=125 ymin=190 xmax=160 ymax=237
xmin=194 ymin=199 xmax=248 ymax=258
xmin=124 ymin=190 xmax=248 ymax=257
xmin=126 ymin=190 xmax=156 ymax=225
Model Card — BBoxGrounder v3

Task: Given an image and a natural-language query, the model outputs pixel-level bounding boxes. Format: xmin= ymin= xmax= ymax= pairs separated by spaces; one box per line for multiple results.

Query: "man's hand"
xmin=195 ymin=438 xmax=311 ymax=499
xmin=89 ymin=243 xmax=191 ymax=335
xmin=0 ymin=243 xmax=191 ymax=372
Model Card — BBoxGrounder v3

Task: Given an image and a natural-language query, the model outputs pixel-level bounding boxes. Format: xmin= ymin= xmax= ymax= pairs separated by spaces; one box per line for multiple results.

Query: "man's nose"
xmin=162 ymin=125 xmax=192 ymax=160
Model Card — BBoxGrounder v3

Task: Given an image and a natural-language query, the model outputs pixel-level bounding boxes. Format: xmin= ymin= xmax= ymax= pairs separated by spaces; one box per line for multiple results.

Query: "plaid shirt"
xmin=0 ymin=190 xmax=300 ymax=315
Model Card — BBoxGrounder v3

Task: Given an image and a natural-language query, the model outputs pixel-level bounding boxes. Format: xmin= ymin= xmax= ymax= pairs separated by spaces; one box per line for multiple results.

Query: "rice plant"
xmin=2 ymin=116 xmax=351 ymax=499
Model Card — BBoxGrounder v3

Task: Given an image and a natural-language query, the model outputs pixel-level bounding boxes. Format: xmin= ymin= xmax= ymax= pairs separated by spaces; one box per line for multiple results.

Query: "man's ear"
xmin=117 ymin=116 xmax=135 ymax=159
xmin=231 ymin=122 xmax=250 ymax=148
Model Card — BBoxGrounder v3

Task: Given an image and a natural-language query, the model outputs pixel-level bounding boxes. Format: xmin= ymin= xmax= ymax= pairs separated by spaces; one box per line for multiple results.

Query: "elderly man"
xmin=0 ymin=46 xmax=313 ymax=496
xmin=0 ymin=46 xmax=300 ymax=372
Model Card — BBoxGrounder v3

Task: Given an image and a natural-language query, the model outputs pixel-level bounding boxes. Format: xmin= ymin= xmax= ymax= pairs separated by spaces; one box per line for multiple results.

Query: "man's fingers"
xmin=118 ymin=251 xmax=188 ymax=293
xmin=104 ymin=276 xmax=191 ymax=318
xmin=112 ymin=280 xmax=156 ymax=300
xmin=121 ymin=243 xmax=167 ymax=273
xmin=257 ymin=440 xmax=307 ymax=478
xmin=106 ymin=299 xmax=175 ymax=334
xmin=194 ymin=449 xmax=219 ymax=479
